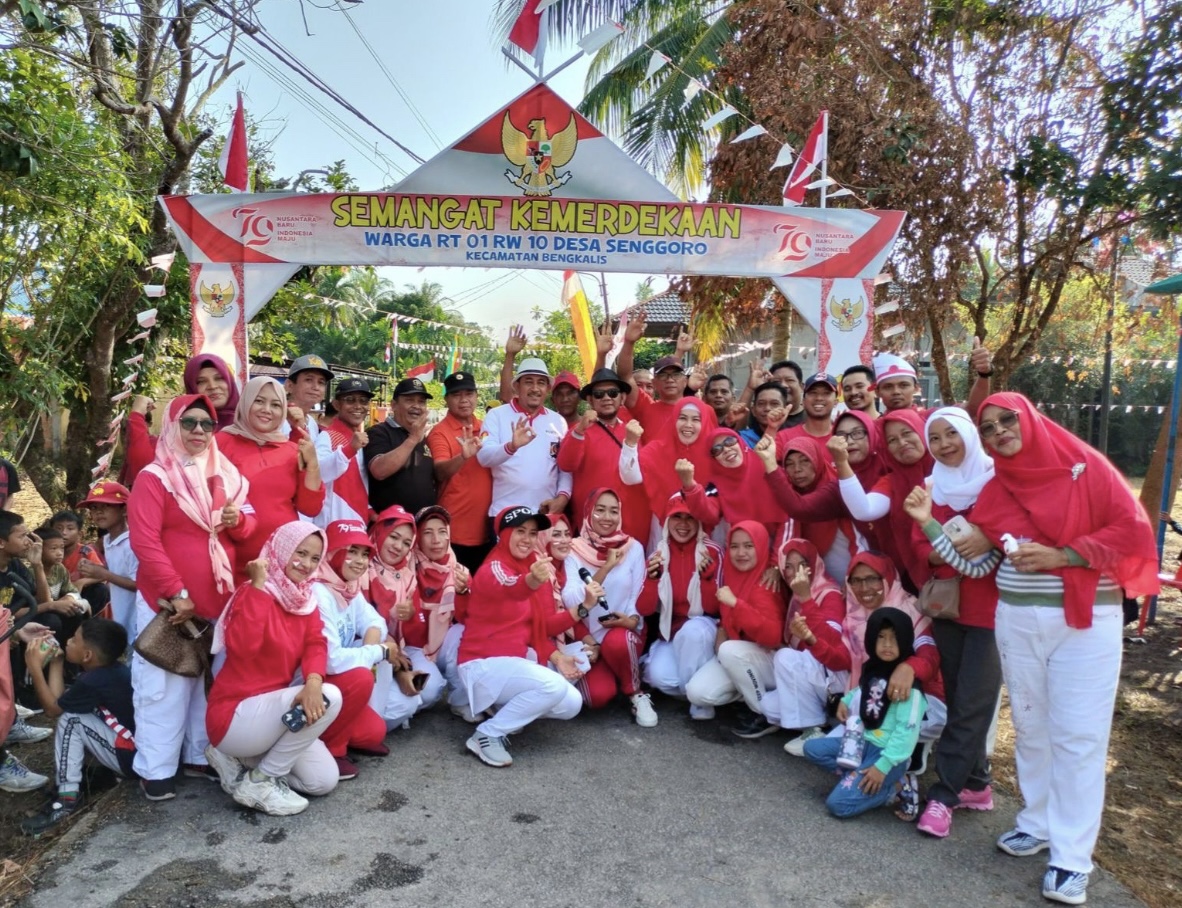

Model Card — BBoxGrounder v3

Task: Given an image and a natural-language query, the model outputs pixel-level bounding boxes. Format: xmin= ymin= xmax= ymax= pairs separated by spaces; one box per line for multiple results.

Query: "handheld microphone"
xmin=577 ymin=566 xmax=609 ymax=612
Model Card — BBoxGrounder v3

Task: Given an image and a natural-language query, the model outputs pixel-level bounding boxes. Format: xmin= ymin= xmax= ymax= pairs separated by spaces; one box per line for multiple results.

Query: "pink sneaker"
xmin=955 ymin=785 xmax=994 ymax=811
xmin=917 ymin=800 xmax=953 ymax=838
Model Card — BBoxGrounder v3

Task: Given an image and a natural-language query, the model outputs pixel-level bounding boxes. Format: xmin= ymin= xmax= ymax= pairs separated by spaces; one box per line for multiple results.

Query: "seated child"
xmin=803 ymin=607 xmax=926 ymax=819
xmin=20 ymin=619 xmax=136 ymax=834
xmin=34 ymin=527 xmax=89 ymax=647
xmin=50 ymin=510 xmax=108 ymax=618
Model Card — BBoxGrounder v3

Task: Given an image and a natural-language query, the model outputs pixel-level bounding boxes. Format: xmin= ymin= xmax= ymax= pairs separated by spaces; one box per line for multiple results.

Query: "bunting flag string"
xmin=297 ymin=292 xmax=488 ymax=335
xmin=1035 ymin=402 xmax=1169 ymax=414
xmin=895 ymin=349 xmax=1180 ymax=370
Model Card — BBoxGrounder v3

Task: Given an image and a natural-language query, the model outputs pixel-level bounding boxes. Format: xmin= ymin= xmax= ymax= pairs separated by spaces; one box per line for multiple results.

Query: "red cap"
xmin=325 ymin=519 xmax=374 ymax=553
xmin=553 ymin=370 xmax=581 ymax=391
xmin=80 ymin=481 xmax=131 ymax=507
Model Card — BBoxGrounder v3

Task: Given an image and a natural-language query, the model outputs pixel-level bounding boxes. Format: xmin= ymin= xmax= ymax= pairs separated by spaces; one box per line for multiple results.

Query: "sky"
xmin=215 ymin=0 xmax=661 ymax=342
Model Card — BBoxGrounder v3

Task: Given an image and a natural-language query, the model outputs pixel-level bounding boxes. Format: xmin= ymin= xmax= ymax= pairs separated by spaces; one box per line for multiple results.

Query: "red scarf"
xmin=182 ymin=353 xmax=240 ymax=430
xmin=317 ymin=546 xmax=366 ymax=611
xmin=569 ymin=487 xmax=635 ymax=566
xmin=971 ymin=392 xmax=1159 ymax=628
xmin=413 ymin=533 xmax=458 ymax=662
xmin=708 ymin=428 xmax=786 ymax=526
xmin=840 ymin=551 xmax=927 ymax=686
xmin=638 ymin=398 xmax=717 ymax=513
xmin=880 ymin=409 xmax=936 ymax=584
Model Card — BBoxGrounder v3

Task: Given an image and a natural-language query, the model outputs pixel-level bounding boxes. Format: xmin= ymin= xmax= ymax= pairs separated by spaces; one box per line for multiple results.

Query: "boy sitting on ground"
xmin=34 ymin=526 xmax=89 ymax=648
xmin=20 ymin=618 xmax=136 ymax=835
xmin=50 ymin=510 xmax=108 ymax=618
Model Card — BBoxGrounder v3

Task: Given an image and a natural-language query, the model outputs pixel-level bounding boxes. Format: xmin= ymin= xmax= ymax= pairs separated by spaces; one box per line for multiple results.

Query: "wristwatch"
xmin=172 ymin=588 xmax=190 ymax=601
xmin=576 ymin=604 xmax=589 ymax=619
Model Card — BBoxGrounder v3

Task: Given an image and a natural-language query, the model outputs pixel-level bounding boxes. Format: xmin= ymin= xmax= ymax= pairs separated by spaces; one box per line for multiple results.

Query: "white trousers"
xmin=643 ymin=616 xmax=718 ymax=698
xmin=370 ymin=647 xmax=446 ymax=731
xmin=686 ymin=640 xmax=776 ymax=712
xmin=762 ymin=647 xmax=849 ymax=729
xmin=215 ymin=684 xmax=342 ymax=795
xmin=996 ymin=602 xmax=1122 ymax=874
xmin=131 ymin=594 xmax=210 ymax=780
xmin=436 ymin=623 xmax=468 ymax=710
xmin=459 ymin=657 xmax=582 ymax=738
xmin=55 ymin=712 xmax=124 ymax=789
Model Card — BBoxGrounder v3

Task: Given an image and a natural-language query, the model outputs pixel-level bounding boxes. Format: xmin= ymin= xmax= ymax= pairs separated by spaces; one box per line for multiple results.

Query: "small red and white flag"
xmin=508 ymin=0 xmax=549 ymax=69
xmin=406 ymin=360 xmax=435 ymax=382
xmin=782 ymin=110 xmax=827 ymax=206
xmin=218 ymin=92 xmax=249 ymax=192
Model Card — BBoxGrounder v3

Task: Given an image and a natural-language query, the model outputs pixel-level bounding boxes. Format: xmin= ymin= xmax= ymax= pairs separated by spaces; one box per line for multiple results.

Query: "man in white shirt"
xmin=314 ymin=377 xmax=372 ymax=528
xmin=283 ymin=354 xmax=334 ymax=441
xmin=477 ymin=358 xmax=572 ymax=516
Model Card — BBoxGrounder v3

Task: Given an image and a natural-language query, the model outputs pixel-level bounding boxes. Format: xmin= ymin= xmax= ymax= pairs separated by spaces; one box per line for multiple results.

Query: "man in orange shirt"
xmin=427 ymin=372 xmax=493 ymax=572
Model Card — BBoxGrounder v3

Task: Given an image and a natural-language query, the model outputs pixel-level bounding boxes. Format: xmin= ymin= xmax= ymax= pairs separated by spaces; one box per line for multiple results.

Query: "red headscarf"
xmin=182 ymin=353 xmax=240 ymax=430
xmin=571 ymin=487 xmax=636 ymax=566
xmin=639 ymin=398 xmax=717 ymax=513
xmin=708 ymin=428 xmax=786 ymax=526
xmin=318 ymin=537 xmax=372 ymax=610
xmin=879 ymin=409 xmax=937 ymax=585
xmin=971 ymin=392 xmax=1159 ymax=627
xmin=781 ymin=435 xmax=841 ymax=554
xmin=539 ymin=512 xmax=574 ymax=609
xmin=833 ymin=409 xmax=886 ymax=490
xmin=412 ymin=512 xmax=458 ymax=661
xmin=841 ymin=550 xmax=926 ymax=686
xmin=721 ymin=520 xmax=771 ymax=605
xmin=778 ymin=537 xmax=842 ymax=647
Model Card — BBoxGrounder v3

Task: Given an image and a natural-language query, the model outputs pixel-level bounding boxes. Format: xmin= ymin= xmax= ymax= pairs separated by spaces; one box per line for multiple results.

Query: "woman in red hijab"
xmin=685 ymin=521 xmax=786 ymax=738
xmin=970 ymin=393 xmax=1158 ymax=903
xmin=879 ymin=409 xmax=936 ymax=587
xmin=122 ymin=353 xmax=241 ymax=486
xmin=620 ymin=398 xmax=717 ymax=546
xmin=758 ymin=436 xmax=858 ymax=583
xmin=707 ymin=428 xmax=786 ymax=538
xmin=762 ymin=538 xmax=846 ymax=755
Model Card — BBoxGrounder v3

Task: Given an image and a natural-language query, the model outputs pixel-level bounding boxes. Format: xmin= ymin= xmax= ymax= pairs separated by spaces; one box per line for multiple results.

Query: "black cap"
xmin=443 ymin=371 xmax=477 ymax=394
xmin=579 ymin=367 xmax=631 ymax=399
xmin=653 ymin=356 xmax=684 ymax=375
xmin=393 ymin=377 xmax=434 ymax=399
xmin=496 ymin=505 xmax=551 ymax=534
xmin=414 ymin=504 xmax=451 ymax=526
xmin=804 ymin=372 xmax=839 ymax=392
xmin=334 ymin=377 xmax=373 ymax=399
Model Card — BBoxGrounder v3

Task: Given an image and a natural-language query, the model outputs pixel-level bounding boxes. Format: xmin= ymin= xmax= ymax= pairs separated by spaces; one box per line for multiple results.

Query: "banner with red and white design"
xmin=779 ymin=276 xmax=877 ymax=374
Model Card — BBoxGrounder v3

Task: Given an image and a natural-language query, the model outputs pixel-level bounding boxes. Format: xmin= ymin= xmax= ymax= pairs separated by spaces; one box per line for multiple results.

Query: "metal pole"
xmin=598 ymin=272 xmax=610 ymax=321
xmin=1098 ymin=246 xmax=1120 ymax=452
xmin=1152 ymin=312 xmax=1182 ymax=624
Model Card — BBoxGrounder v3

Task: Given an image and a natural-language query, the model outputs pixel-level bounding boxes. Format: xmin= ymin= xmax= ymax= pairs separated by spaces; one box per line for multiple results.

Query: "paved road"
xmin=20 ymin=700 xmax=1144 ymax=908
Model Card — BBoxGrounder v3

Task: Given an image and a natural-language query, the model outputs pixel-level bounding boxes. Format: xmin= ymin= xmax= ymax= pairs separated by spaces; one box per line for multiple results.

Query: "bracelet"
xmin=306 ymin=673 xmax=323 ymax=684
xmin=976 ymin=370 xmax=993 ymax=378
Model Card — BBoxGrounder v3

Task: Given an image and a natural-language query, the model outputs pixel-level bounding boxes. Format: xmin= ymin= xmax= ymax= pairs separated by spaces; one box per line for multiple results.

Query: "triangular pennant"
xmin=683 ymin=79 xmax=703 ymax=103
xmin=701 ymin=105 xmax=738 ymax=131
xmin=769 ymin=144 xmax=794 ymax=170
xmin=578 ymin=22 xmax=624 ymax=56
xmin=645 ymin=50 xmax=668 ymax=80
xmin=730 ymin=124 xmax=768 ymax=144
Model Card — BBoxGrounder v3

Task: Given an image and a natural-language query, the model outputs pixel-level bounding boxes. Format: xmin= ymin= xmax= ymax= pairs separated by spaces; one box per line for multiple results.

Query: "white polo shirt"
xmin=477 ymin=399 xmax=572 ymax=515
xmin=103 ymin=527 xmax=139 ymax=639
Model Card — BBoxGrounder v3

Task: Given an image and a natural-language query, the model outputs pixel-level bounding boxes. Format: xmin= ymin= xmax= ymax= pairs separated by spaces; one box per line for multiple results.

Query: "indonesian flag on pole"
xmin=218 ymin=92 xmax=249 ymax=192
xmin=782 ymin=110 xmax=827 ymax=206
xmin=406 ymin=360 xmax=435 ymax=382
xmin=508 ymin=0 xmax=549 ymax=69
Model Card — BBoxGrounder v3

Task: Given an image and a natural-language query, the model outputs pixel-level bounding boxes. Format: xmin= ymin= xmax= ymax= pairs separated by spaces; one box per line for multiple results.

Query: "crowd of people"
xmin=0 ymin=315 xmax=1160 ymax=906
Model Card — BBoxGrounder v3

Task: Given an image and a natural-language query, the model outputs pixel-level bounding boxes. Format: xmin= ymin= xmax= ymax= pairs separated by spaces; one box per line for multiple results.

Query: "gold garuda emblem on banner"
xmin=503 ymin=113 xmax=577 ymax=197
xmin=199 ymin=281 xmax=235 ymax=317
xmin=828 ymin=295 xmax=865 ymax=332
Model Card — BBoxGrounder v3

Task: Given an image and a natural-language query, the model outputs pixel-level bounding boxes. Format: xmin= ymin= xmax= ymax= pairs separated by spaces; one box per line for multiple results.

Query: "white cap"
xmin=872 ymin=352 xmax=917 ymax=382
xmin=514 ymin=357 xmax=551 ymax=380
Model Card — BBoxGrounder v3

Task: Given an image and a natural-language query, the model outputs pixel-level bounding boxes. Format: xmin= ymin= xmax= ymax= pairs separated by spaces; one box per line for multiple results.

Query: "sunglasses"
xmin=833 ymin=428 xmax=868 ymax=442
xmin=591 ymin=388 xmax=621 ymax=399
xmin=179 ymin=417 xmax=216 ymax=433
xmin=710 ymin=436 xmax=740 ymax=457
xmin=979 ymin=410 xmax=1019 ymax=439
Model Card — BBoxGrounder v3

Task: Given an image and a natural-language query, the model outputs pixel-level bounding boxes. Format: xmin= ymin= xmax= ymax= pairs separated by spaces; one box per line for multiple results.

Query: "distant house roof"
xmin=622 ymin=290 xmax=691 ymax=336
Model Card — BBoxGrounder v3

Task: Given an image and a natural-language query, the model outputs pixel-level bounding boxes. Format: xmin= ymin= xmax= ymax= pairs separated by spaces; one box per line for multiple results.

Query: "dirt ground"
xmin=2 ymin=482 xmax=1180 ymax=906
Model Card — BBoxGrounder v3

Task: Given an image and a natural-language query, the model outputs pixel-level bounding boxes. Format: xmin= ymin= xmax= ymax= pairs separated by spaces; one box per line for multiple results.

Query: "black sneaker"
xmin=20 ymin=797 xmax=79 ymax=836
xmin=732 ymin=707 xmax=778 ymax=739
xmin=140 ymin=777 xmax=176 ymax=801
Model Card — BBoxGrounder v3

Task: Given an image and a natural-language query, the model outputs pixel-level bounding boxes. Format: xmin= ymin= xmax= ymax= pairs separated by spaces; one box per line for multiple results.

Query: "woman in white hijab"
xmin=902 ymin=406 xmax=1003 ymax=839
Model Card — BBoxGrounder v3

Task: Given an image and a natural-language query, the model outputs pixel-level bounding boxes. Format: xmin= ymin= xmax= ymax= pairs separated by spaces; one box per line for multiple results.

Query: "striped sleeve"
xmin=490 ymin=561 xmax=522 ymax=587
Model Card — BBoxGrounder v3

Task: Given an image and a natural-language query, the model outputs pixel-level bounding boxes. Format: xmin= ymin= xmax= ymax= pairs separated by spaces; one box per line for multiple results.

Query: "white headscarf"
xmin=924 ymin=406 xmax=994 ymax=511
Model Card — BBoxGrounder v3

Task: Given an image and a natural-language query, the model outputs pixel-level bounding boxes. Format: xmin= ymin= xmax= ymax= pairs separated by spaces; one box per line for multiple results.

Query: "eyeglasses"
xmin=979 ymin=410 xmax=1019 ymax=439
xmin=834 ymin=428 xmax=868 ymax=442
xmin=710 ymin=436 xmax=740 ymax=457
xmin=179 ymin=417 xmax=215 ymax=433
xmin=848 ymin=575 xmax=884 ymax=588
xmin=591 ymin=388 xmax=620 ymax=399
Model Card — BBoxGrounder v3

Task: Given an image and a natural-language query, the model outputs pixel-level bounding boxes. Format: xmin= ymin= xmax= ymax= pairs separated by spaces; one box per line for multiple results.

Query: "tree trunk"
xmin=927 ymin=311 xmax=954 ymax=402
xmin=772 ymin=298 xmax=791 ymax=361
xmin=1139 ymin=400 xmax=1182 ymax=525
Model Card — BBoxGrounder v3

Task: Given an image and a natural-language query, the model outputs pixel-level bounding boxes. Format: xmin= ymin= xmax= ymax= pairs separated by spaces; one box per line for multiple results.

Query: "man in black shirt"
xmin=365 ymin=377 xmax=437 ymax=515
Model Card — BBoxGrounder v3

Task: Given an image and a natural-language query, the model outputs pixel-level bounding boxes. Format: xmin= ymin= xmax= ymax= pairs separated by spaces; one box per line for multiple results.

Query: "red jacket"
xmin=217 ymin=433 xmax=325 ymax=575
xmin=458 ymin=556 xmax=555 ymax=665
xmin=636 ymin=537 xmax=721 ymax=637
xmin=205 ymin=585 xmax=328 ymax=744
xmin=556 ymin=413 xmax=650 ymax=539
xmin=128 ymin=472 xmax=254 ymax=621
xmin=720 ymin=582 xmax=785 ymax=649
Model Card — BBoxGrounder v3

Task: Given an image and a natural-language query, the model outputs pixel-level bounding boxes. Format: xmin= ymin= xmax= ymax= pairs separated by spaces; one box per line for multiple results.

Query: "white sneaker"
xmin=232 ymin=769 xmax=308 ymax=816
xmin=7 ymin=717 xmax=52 ymax=744
xmin=0 ymin=752 xmax=49 ymax=792
xmin=450 ymin=704 xmax=483 ymax=724
xmin=466 ymin=733 xmax=512 ymax=767
xmin=203 ymin=744 xmax=245 ymax=795
xmin=630 ymin=692 xmax=658 ymax=728
xmin=14 ymin=703 xmax=39 ymax=719
xmin=689 ymin=704 xmax=715 ymax=721
xmin=784 ymin=726 xmax=825 ymax=757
